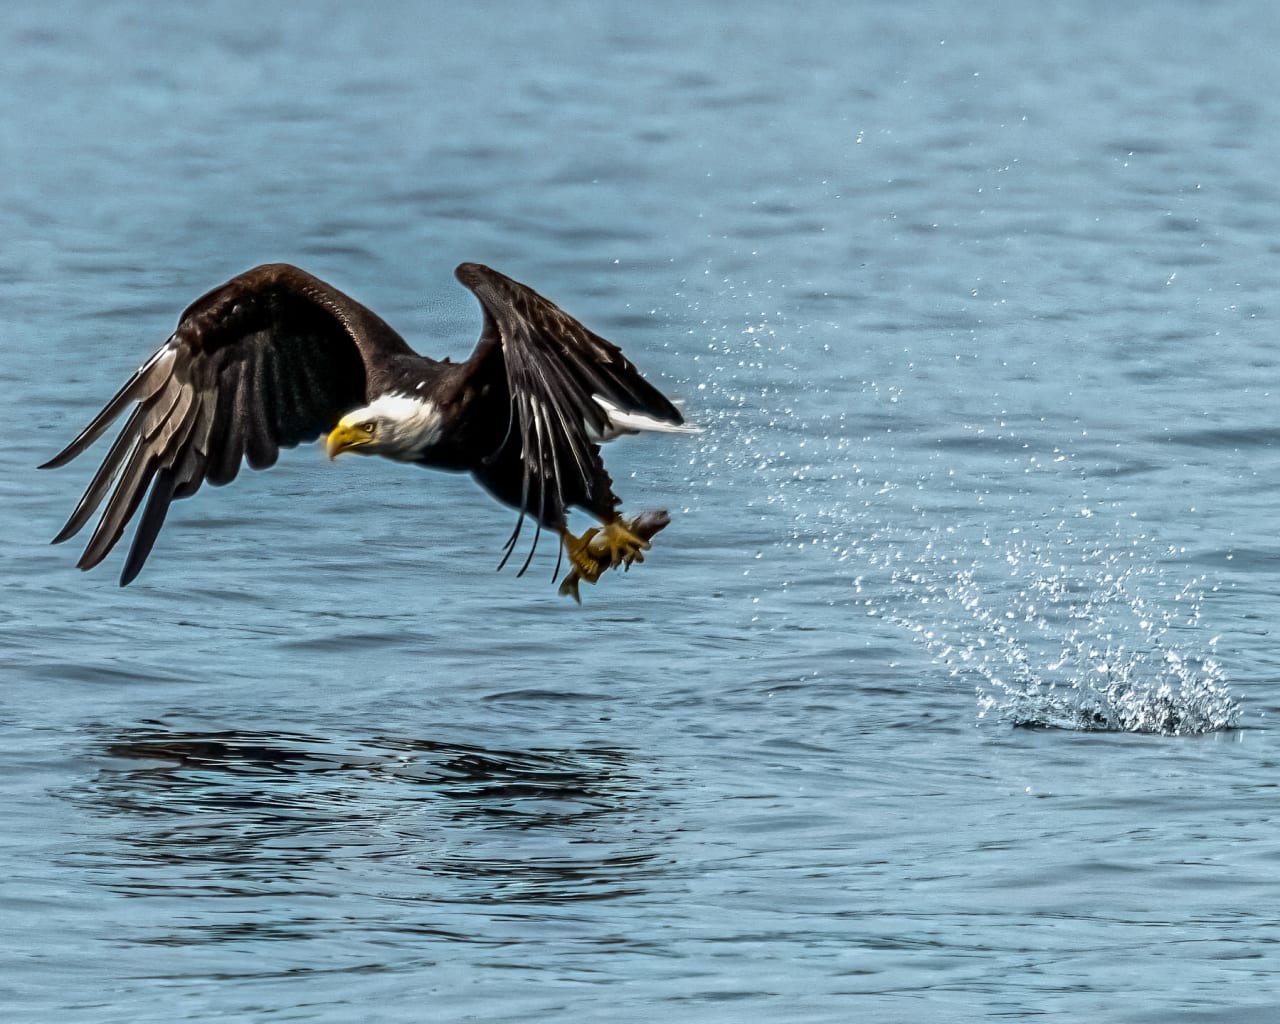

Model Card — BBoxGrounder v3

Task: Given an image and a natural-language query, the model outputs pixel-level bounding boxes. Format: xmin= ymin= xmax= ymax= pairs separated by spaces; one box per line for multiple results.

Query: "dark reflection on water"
xmin=75 ymin=726 xmax=668 ymax=907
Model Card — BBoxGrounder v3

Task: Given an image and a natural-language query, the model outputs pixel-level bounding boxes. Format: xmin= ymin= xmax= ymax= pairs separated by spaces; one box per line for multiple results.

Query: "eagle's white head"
xmin=325 ymin=393 xmax=444 ymax=462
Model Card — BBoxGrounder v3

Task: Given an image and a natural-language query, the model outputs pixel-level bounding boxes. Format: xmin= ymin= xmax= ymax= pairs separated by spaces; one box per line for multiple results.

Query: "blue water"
xmin=4 ymin=2 xmax=1279 ymax=1020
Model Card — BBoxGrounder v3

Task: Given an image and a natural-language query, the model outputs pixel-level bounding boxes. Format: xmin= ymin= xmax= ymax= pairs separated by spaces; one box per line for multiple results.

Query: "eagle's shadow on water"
xmin=72 ymin=725 xmax=671 ymax=906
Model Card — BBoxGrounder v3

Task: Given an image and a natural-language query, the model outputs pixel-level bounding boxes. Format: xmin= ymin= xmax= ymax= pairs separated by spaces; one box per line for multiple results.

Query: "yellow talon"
xmin=561 ymin=526 xmax=605 ymax=583
xmin=595 ymin=518 xmax=650 ymax=569
xmin=557 ymin=526 xmax=604 ymax=605
xmin=556 ymin=510 xmax=671 ymax=601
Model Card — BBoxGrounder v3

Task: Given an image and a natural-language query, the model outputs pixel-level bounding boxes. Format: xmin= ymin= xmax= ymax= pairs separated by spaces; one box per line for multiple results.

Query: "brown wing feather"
xmin=454 ymin=263 xmax=683 ymax=571
xmin=41 ymin=263 xmax=416 ymax=584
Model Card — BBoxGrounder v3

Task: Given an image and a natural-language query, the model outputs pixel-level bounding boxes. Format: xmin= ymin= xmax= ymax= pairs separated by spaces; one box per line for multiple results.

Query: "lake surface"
xmin=4 ymin=2 xmax=1279 ymax=1020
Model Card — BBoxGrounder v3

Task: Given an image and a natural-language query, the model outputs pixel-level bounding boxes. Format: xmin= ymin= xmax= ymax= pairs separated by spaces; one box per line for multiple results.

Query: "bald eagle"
xmin=41 ymin=262 xmax=692 ymax=596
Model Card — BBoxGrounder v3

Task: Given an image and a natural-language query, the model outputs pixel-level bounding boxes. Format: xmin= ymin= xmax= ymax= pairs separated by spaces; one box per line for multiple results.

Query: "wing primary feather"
xmin=142 ymin=377 xmax=184 ymax=442
xmin=190 ymin=390 xmax=216 ymax=457
xmin=79 ymin=385 xmax=195 ymax=570
xmin=257 ymin=345 xmax=282 ymax=439
xmin=497 ymin=515 xmax=523 ymax=571
xmin=169 ymin=398 xmax=211 ymax=501
xmin=115 ymin=384 xmax=201 ymax=577
xmin=244 ymin=351 xmax=279 ymax=470
xmin=50 ymin=406 xmax=146 ymax=544
xmin=150 ymin=384 xmax=195 ymax=454
xmin=157 ymin=398 xmax=202 ymax=473
xmin=541 ymin=382 xmax=593 ymax=493
xmin=520 ymin=515 xmax=543 ymax=577
xmin=495 ymin=419 xmax=527 ymax=568
xmin=77 ymin=442 xmax=159 ymax=571
xmin=539 ymin=399 xmax=569 ymax=582
xmin=532 ymin=352 xmax=597 ymax=504
xmin=200 ymin=373 xmax=235 ymax=479
xmin=171 ymin=440 xmax=207 ymax=500
xmin=517 ymin=394 xmax=550 ymax=577
xmin=534 ymin=394 xmax=571 ymax=580
xmin=39 ymin=344 xmax=175 ymax=470
xmin=496 ymin=400 xmax=530 ymax=570
xmin=207 ymin=368 xmax=251 ymax=486
xmin=495 ymin=388 xmax=534 ymax=572
xmin=119 ymin=468 xmax=178 ymax=586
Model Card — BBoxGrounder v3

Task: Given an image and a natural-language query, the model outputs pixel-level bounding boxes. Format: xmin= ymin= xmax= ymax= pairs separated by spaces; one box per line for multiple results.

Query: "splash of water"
xmin=889 ymin=523 xmax=1241 ymax=735
xmin=676 ymin=295 xmax=1240 ymax=736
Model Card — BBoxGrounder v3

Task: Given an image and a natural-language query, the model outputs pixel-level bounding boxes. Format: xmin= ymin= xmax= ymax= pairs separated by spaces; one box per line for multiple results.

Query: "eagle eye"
xmin=362 ymin=421 xmax=376 ymax=434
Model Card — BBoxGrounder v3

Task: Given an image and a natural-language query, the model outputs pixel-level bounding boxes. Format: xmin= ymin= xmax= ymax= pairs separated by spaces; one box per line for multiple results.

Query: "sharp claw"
xmin=562 ymin=527 xmax=604 ymax=583
xmin=595 ymin=520 xmax=648 ymax=568
xmin=556 ymin=510 xmax=671 ymax=599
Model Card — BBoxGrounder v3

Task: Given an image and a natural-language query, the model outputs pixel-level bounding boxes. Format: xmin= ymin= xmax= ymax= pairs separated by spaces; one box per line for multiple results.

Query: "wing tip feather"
xmin=455 ymin=262 xmax=492 ymax=286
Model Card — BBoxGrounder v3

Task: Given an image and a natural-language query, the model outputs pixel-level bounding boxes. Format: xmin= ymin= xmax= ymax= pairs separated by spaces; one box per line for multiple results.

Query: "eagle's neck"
xmin=362 ymin=392 xmax=445 ymax=461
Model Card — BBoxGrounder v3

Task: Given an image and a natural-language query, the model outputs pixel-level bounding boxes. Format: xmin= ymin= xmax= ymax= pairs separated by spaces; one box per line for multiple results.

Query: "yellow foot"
xmin=594 ymin=518 xmax=652 ymax=571
xmin=561 ymin=526 xmax=606 ymax=584
xmin=557 ymin=526 xmax=605 ymax=606
xmin=556 ymin=511 xmax=671 ymax=602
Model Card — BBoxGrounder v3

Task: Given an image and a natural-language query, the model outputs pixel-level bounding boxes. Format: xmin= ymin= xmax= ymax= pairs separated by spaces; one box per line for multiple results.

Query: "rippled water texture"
xmin=4 ymin=2 xmax=1280 ymax=1021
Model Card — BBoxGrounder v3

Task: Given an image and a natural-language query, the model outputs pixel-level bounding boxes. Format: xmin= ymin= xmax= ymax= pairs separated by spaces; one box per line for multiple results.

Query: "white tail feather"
xmin=590 ymin=395 xmax=703 ymax=442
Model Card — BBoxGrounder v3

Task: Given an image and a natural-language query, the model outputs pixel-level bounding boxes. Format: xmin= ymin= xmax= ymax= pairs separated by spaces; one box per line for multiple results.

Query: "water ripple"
xmin=69 ymin=727 xmax=671 ymax=906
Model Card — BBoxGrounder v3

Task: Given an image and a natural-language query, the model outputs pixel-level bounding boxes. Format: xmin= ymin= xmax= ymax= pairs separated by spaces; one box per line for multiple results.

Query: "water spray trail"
xmin=678 ymin=297 xmax=1240 ymax=735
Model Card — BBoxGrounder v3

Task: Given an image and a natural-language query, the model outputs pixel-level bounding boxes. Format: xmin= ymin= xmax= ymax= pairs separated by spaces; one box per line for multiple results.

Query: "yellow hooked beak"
xmin=325 ymin=421 xmax=374 ymax=460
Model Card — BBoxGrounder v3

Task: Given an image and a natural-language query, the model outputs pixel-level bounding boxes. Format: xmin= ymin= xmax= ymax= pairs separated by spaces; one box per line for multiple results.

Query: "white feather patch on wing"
xmin=588 ymin=395 xmax=703 ymax=442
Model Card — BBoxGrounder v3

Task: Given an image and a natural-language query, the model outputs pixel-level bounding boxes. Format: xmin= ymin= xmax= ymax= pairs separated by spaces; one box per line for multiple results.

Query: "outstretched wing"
xmin=454 ymin=262 xmax=684 ymax=572
xmin=41 ymin=263 xmax=413 ymax=584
